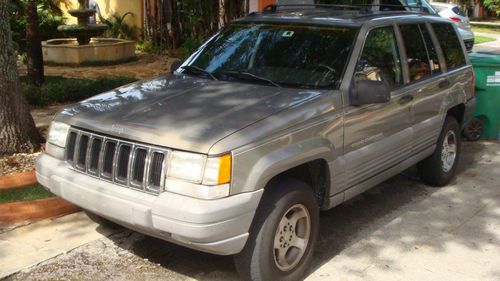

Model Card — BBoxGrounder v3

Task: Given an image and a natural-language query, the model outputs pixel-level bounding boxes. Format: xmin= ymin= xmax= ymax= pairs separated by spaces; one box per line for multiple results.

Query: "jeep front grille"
xmin=65 ymin=128 xmax=169 ymax=194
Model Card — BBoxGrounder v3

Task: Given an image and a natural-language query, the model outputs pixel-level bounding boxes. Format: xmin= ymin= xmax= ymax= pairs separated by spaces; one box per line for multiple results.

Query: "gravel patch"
xmin=0 ymin=152 xmax=41 ymax=176
xmin=6 ymin=230 xmax=241 ymax=281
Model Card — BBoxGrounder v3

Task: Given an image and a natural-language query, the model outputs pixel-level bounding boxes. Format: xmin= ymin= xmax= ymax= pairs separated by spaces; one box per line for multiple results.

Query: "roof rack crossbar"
xmin=262 ymin=3 xmax=426 ymax=14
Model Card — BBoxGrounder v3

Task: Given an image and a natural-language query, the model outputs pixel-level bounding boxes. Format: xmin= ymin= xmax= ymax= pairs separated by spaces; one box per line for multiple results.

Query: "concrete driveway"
xmin=3 ymin=141 xmax=500 ymax=281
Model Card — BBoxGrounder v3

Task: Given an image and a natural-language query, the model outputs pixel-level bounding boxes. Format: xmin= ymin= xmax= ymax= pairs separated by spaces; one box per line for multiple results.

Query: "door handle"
xmin=438 ymin=80 xmax=450 ymax=88
xmin=399 ymin=95 xmax=414 ymax=105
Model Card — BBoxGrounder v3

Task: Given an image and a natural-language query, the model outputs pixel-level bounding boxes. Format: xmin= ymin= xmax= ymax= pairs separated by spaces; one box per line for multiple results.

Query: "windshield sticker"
xmin=282 ymin=31 xmax=294 ymax=37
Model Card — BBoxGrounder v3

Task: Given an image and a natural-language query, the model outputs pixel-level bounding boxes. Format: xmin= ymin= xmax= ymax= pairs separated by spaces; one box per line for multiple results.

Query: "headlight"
xmin=167 ymin=151 xmax=232 ymax=185
xmin=47 ymin=121 xmax=70 ymax=148
xmin=165 ymin=151 xmax=232 ymax=199
xmin=167 ymin=151 xmax=207 ymax=183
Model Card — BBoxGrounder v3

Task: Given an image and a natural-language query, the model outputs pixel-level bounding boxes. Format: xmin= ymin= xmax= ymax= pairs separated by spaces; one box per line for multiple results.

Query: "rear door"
xmin=397 ymin=22 xmax=449 ymax=154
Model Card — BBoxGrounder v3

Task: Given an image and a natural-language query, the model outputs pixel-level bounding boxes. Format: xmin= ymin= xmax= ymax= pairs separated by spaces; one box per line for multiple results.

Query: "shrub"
xmin=10 ymin=0 xmax=66 ymax=53
xmin=21 ymin=76 xmax=137 ymax=107
xmin=100 ymin=12 xmax=138 ymax=40
xmin=180 ymin=37 xmax=202 ymax=60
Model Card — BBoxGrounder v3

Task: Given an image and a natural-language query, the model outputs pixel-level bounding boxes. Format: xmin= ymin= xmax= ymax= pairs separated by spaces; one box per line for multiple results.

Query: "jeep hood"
xmin=55 ymin=75 xmax=322 ymax=154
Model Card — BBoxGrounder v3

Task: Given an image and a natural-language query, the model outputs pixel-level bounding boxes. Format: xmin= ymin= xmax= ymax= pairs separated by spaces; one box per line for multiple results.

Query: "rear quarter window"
xmin=452 ymin=6 xmax=466 ymax=16
xmin=431 ymin=23 xmax=466 ymax=70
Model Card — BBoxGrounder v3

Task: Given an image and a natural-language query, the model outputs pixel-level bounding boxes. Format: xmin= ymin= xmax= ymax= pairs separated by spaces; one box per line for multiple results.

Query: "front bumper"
xmin=36 ymin=153 xmax=263 ymax=255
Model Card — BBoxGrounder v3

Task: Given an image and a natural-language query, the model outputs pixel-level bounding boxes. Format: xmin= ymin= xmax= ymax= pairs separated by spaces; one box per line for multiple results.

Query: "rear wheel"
xmin=418 ymin=116 xmax=461 ymax=186
xmin=234 ymin=179 xmax=319 ymax=281
xmin=462 ymin=117 xmax=483 ymax=141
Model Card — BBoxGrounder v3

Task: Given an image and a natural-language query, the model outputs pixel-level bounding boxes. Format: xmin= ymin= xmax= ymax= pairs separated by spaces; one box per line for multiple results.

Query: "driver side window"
xmin=355 ymin=26 xmax=403 ymax=90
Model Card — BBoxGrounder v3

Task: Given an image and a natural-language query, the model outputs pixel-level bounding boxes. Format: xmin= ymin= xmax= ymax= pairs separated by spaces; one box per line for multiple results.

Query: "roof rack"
xmin=262 ymin=3 xmax=427 ymax=14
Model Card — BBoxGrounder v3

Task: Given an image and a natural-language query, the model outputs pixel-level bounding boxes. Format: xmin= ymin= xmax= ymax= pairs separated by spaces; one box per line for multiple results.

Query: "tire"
xmin=417 ymin=116 xmax=461 ymax=187
xmin=462 ymin=117 xmax=483 ymax=141
xmin=84 ymin=210 xmax=122 ymax=229
xmin=234 ymin=179 xmax=319 ymax=281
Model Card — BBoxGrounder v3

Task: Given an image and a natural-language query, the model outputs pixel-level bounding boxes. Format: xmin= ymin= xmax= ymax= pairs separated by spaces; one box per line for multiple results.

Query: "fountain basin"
xmin=42 ymin=38 xmax=136 ymax=66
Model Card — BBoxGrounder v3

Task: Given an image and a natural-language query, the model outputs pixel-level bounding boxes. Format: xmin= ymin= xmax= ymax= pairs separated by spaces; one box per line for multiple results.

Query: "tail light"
xmin=450 ymin=17 xmax=461 ymax=22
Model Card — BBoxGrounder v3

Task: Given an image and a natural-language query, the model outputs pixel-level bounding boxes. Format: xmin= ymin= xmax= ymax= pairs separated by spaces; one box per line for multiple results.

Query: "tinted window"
xmin=184 ymin=24 xmax=358 ymax=89
xmin=380 ymin=0 xmax=406 ymax=11
xmin=419 ymin=24 xmax=441 ymax=75
xmin=452 ymin=6 xmax=466 ymax=16
xmin=432 ymin=23 xmax=466 ymax=69
xmin=355 ymin=26 xmax=402 ymax=89
xmin=400 ymin=24 xmax=431 ymax=82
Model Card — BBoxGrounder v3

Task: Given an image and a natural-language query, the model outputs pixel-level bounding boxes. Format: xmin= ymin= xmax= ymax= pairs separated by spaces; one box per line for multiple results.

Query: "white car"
xmin=431 ymin=2 xmax=474 ymax=51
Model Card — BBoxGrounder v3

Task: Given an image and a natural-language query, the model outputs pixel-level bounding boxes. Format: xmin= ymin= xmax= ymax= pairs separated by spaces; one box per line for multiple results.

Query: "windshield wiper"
xmin=216 ymin=70 xmax=281 ymax=88
xmin=181 ymin=65 xmax=218 ymax=81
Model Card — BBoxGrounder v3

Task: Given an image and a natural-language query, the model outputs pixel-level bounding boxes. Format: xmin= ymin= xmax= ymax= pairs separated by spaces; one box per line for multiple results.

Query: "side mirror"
xmin=349 ymin=80 xmax=390 ymax=106
xmin=170 ymin=59 xmax=183 ymax=74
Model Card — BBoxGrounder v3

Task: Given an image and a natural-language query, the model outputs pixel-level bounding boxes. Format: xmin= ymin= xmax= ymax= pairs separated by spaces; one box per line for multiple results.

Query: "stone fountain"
xmin=42 ymin=0 xmax=136 ymax=65
xmin=57 ymin=0 xmax=108 ymax=45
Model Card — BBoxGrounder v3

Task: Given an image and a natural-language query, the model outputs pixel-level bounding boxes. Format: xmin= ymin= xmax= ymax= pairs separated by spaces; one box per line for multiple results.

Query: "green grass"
xmin=472 ymin=27 xmax=500 ymax=35
xmin=21 ymin=76 xmax=138 ymax=107
xmin=475 ymin=35 xmax=497 ymax=44
xmin=0 ymin=184 xmax=55 ymax=203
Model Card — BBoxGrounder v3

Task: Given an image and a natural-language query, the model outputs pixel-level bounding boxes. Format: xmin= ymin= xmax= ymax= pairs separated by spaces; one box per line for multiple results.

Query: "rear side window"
xmin=399 ymin=24 xmax=431 ymax=82
xmin=419 ymin=24 xmax=441 ymax=75
xmin=432 ymin=23 xmax=466 ymax=70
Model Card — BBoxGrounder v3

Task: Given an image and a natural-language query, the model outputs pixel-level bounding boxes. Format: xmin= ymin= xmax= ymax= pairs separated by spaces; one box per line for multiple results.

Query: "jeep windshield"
xmin=181 ymin=23 xmax=358 ymax=89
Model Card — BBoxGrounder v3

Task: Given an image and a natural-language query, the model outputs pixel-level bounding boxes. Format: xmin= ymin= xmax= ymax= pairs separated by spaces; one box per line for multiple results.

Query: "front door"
xmin=342 ymin=25 xmax=413 ymax=190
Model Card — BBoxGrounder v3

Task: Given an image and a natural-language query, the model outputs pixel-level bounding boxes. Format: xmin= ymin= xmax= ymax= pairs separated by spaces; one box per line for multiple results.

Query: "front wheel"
xmin=234 ymin=179 xmax=319 ymax=281
xmin=417 ymin=116 xmax=461 ymax=186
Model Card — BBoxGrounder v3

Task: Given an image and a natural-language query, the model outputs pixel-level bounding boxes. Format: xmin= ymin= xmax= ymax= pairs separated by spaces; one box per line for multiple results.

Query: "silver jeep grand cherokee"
xmin=37 ymin=4 xmax=475 ymax=281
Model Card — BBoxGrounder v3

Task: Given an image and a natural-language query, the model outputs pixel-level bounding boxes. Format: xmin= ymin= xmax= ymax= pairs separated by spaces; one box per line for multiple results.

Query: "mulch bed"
xmin=0 ymin=152 xmax=41 ymax=177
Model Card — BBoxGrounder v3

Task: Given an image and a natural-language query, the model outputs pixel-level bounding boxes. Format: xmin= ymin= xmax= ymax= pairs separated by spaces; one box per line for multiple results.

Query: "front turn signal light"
xmin=217 ymin=154 xmax=231 ymax=185
xmin=202 ymin=153 xmax=232 ymax=186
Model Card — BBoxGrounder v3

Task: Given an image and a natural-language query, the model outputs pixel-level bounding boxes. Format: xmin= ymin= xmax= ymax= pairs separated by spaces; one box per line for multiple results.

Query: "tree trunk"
xmin=219 ymin=0 xmax=225 ymax=28
xmin=26 ymin=0 xmax=44 ymax=86
xmin=0 ymin=0 xmax=43 ymax=155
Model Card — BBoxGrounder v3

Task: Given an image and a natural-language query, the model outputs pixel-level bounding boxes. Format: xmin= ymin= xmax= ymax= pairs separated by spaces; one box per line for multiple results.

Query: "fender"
xmin=230 ymin=136 xmax=337 ymax=194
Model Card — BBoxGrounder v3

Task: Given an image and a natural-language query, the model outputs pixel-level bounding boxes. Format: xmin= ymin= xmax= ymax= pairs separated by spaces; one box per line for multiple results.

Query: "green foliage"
xmin=180 ymin=37 xmax=202 ymax=59
xmin=100 ymin=12 xmax=138 ymax=40
xmin=483 ymin=0 xmax=500 ymax=15
xmin=143 ymin=0 xmax=246 ymax=55
xmin=0 ymin=184 xmax=54 ymax=203
xmin=21 ymin=76 xmax=137 ymax=107
xmin=136 ymin=41 xmax=165 ymax=54
xmin=9 ymin=0 xmax=66 ymax=53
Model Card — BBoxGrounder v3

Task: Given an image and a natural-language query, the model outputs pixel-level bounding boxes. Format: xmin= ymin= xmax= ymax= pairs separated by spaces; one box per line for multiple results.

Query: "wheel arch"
xmin=447 ymin=103 xmax=465 ymax=126
xmin=234 ymin=137 xmax=335 ymax=208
